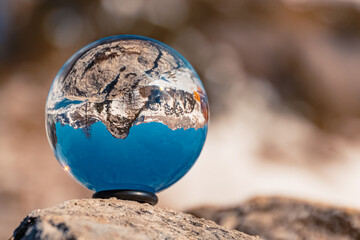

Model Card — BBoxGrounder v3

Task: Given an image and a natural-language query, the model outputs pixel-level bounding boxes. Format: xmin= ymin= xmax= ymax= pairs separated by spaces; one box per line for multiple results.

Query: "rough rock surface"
xmin=10 ymin=198 xmax=261 ymax=240
xmin=188 ymin=196 xmax=360 ymax=240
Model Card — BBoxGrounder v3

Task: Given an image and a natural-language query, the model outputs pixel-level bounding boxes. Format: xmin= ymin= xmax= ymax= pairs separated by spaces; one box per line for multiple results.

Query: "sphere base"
xmin=92 ymin=190 xmax=158 ymax=205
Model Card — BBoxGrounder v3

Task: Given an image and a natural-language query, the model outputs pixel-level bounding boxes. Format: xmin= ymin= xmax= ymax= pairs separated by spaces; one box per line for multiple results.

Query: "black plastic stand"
xmin=92 ymin=190 xmax=158 ymax=205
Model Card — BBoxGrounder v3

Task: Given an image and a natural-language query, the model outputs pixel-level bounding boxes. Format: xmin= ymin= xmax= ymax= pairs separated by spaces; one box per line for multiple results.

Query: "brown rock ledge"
xmin=10 ymin=198 xmax=262 ymax=240
xmin=188 ymin=196 xmax=360 ymax=240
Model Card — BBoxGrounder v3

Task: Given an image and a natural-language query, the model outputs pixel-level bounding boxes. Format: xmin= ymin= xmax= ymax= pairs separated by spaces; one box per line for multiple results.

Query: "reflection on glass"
xmin=46 ymin=35 xmax=209 ymax=193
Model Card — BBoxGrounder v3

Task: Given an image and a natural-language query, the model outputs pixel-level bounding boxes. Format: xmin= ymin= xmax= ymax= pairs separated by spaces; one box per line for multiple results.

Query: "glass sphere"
xmin=45 ymin=35 xmax=209 ymax=194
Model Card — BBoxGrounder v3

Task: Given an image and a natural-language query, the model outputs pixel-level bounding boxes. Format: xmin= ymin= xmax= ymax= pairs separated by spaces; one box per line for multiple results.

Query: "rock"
xmin=188 ymin=196 xmax=360 ymax=240
xmin=46 ymin=37 xmax=207 ymax=141
xmin=10 ymin=198 xmax=262 ymax=240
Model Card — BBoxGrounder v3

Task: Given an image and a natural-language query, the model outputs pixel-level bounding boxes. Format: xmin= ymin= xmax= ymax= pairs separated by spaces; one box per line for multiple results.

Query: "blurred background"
xmin=2 ymin=0 xmax=360 ymax=237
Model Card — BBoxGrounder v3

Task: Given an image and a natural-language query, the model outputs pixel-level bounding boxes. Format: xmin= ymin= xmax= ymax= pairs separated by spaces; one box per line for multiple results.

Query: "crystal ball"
xmin=45 ymin=35 xmax=209 ymax=194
